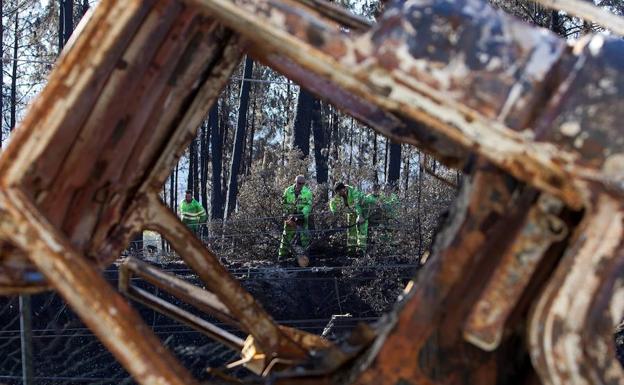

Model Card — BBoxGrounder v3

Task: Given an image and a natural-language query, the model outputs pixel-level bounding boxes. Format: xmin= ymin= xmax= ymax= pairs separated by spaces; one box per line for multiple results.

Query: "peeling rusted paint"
xmin=464 ymin=194 xmax=567 ymax=351
xmin=0 ymin=0 xmax=623 ymax=384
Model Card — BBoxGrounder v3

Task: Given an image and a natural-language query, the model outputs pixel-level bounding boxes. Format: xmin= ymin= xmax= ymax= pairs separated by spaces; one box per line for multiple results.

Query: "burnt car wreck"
xmin=0 ymin=0 xmax=623 ymax=384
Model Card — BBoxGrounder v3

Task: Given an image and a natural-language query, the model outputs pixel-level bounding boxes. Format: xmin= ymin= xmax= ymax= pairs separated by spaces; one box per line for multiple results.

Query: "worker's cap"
xmin=185 ymin=189 xmax=192 ymax=194
xmin=295 ymin=175 xmax=306 ymax=184
xmin=333 ymin=182 xmax=346 ymax=192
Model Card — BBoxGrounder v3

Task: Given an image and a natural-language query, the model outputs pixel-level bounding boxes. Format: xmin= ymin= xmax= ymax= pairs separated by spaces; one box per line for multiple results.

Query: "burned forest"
xmin=0 ymin=0 xmax=624 ymax=385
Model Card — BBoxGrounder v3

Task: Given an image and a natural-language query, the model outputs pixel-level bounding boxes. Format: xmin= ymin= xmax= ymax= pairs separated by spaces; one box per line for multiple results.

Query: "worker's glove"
xmin=356 ymin=215 xmax=365 ymax=225
xmin=285 ymin=216 xmax=297 ymax=228
xmin=293 ymin=214 xmax=304 ymax=225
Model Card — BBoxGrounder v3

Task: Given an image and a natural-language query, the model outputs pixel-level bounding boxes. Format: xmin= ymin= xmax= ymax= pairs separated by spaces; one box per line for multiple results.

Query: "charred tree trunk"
xmin=403 ymin=148 xmax=410 ymax=194
xmin=372 ymin=132 xmax=378 ymax=183
xmin=59 ymin=0 xmax=74 ymax=53
xmin=311 ymin=99 xmax=328 ymax=202
xmin=330 ymin=106 xmax=339 ymax=183
xmin=200 ymin=121 xmax=210 ymax=210
xmin=225 ymin=56 xmax=253 ymax=217
xmin=387 ymin=141 xmax=402 ymax=185
xmin=246 ymin=92 xmax=256 ymax=175
xmin=63 ymin=0 xmax=73 ymax=42
xmin=220 ymin=87 xmax=230 ymax=206
xmin=312 ymin=99 xmax=328 ymax=185
xmin=174 ymin=163 xmax=179 ymax=212
xmin=10 ymin=8 xmax=18 ymax=132
xmin=187 ymin=138 xmax=196 ymax=195
xmin=209 ymin=104 xmax=224 ymax=220
xmin=358 ymin=125 xmax=364 ymax=168
xmin=550 ymin=10 xmax=563 ymax=37
xmin=169 ymin=172 xmax=175 ymax=210
xmin=58 ymin=0 xmax=64 ymax=53
xmin=348 ymin=117 xmax=354 ymax=182
xmin=81 ymin=0 xmax=89 ymax=17
xmin=292 ymin=88 xmax=314 ymax=158
xmin=384 ymin=138 xmax=389 ymax=182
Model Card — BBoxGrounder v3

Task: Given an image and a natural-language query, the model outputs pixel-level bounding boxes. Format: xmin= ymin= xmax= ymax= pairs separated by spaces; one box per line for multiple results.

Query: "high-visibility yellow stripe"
xmin=181 ymin=210 xmax=205 ymax=217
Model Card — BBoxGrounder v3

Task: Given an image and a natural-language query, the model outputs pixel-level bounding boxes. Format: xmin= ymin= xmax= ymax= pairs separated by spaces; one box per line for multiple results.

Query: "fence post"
xmin=19 ymin=294 xmax=34 ymax=385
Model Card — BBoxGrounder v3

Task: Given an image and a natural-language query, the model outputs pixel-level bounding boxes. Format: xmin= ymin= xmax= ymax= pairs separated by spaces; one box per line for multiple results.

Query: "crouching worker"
xmin=278 ymin=175 xmax=313 ymax=266
xmin=330 ymin=182 xmax=368 ymax=254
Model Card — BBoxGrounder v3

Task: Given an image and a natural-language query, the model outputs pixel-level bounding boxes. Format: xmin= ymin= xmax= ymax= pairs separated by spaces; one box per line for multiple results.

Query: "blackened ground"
xmin=0 ymin=254 xmax=622 ymax=384
xmin=0 ymin=255 xmax=412 ymax=385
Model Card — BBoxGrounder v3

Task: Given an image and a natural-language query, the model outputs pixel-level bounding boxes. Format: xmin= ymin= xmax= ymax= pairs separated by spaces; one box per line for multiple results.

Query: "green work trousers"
xmin=278 ymin=219 xmax=310 ymax=258
xmin=347 ymin=213 xmax=368 ymax=252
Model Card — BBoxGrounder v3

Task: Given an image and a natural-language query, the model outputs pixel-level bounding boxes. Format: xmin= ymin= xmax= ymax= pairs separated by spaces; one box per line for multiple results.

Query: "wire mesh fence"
xmin=0 ymin=246 xmax=415 ymax=385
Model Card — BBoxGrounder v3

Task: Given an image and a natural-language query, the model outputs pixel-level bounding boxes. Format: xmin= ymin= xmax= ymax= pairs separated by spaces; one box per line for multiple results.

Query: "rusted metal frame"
xmin=57 ymin=5 xmax=205 ymax=250
xmin=124 ymin=286 xmax=244 ymax=350
xmin=119 ymin=256 xmax=239 ymax=326
xmin=118 ymin=269 xmax=246 ymax=351
xmin=464 ymin=194 xmax=567 ymax=351
xmin=75 ymin=14 xmax=234 ymax=258
xmin=0 ymin=188 xmax=200 ymax=385
xmin=81 ymin=18 xmax=314 ymax=372
xmin=40 ymin=0 xmax=186 ymax=236
xmin=92 ymin=22 xmax=244 ymax=264
xmin=344 ymin=164 xmax=537 ymax=385
xmin=140 ymin=194 xmax=311 ymax=362
xmin=0 ymin=0 xmax=155 ymax=191
xmin=0 ymin=0 xmax=154 ymax=293
xmin=529 ymin=194 xmax=624 ymax=385
xmin=185 ymin=0 xmax=618 ymax=210
xmin=84 ymin=14 xmax=321 ymax=366
xmin=118 ymin=258 xmax=341 ymax=376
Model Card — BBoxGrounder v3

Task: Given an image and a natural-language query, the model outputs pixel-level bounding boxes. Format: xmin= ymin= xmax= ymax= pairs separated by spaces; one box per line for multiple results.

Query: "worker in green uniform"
xmin=179 ymin=190 xmax=207 ymax=234
xmin=278 ymin=175 xmax=313 ymax=262
xmin=330 ymin=182 xmax=369 ymax=253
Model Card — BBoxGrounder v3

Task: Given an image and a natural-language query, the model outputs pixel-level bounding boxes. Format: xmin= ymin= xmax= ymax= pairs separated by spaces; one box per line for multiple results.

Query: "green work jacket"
xmin=283 ymin=185 xmax=313 ymax=220
xmin=330 ymin=185 xmax=365 ymax=216
xmin=180 ymin=198 xmax=207 ymax=226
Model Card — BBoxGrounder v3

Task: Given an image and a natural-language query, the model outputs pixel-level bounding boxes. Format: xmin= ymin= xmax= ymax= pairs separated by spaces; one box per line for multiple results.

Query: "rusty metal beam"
xmin=118 ymin=257 xmax=341 ymax=376
xmin=529 ymin=194 xmax=624 ymax=385
xmin=121 ymin=283 xmax=245 ymax=351
xmin=120 ymin=257 xmax=238 ymax=326
xmin=343 ymin=163 xmax=529 ymax=385
xmin=0 ymin=0 xmax=622 ymax=384
xmin=93 ymin=18 xmax=245 ymax=267
xmin=141 ymin=193 xmax=311 ymax=362
xmin=464 ymin=194 xmax=567 ymax=351
xmin=0 ymin=188 xmax=200 ymax=385
xmin=186 ymin=0 xmax=624 ymax=211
